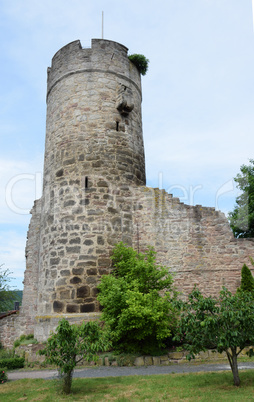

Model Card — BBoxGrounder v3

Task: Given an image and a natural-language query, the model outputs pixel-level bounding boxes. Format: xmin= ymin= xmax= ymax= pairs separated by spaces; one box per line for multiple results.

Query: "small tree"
xmin=97 ymin=242 xmax=177 ymax=353
xmin=174 ymin=287 xmax=254 ymax=386
xmin=0 ymin=265 xmax=17 ymax=312
xmin=239 ymin=262 xmax=254 ymax=293
xmin=39 ymin=319 xmax=110 ymax=394
xmin=229 ymin=159 xmax=254 ymax=238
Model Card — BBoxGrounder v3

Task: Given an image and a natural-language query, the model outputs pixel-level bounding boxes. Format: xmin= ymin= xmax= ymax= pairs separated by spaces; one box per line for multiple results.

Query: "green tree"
xmin=174 ymin=287 xmax=254 ymax=386
xmin=239 ymin=262 xmax=254 ymax=293
xmin=0 ymin=265 xmax=17 ymax=312
xmin=229 ymin=159 xmax=254 ymax=238
xmin=39 ymin=319 xmax=110 ymax=394
xmin=97 ymin=242 xmax=177 ymax=354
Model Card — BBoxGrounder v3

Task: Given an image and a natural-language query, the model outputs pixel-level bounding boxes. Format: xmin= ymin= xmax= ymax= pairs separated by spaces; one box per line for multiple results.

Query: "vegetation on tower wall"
xmin=128 ymin=54 xmax=149 ymax=75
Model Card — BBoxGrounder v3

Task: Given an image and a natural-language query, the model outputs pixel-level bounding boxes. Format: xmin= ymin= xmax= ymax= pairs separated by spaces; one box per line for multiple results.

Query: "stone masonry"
xmin=0 ymin=39 xmax=253 ymax=347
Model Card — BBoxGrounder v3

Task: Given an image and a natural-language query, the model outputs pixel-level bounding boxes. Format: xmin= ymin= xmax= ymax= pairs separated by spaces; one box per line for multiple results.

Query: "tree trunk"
xmin=62 ymin=370 xmax=73 ymax=394
xmin=226 ymin=349 xmax=240 ymax=386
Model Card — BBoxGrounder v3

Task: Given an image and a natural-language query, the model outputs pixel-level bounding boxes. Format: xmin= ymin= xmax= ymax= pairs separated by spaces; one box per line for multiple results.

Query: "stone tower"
xmin=15 ymin=37 xmax=252 ymax=345
xmin=23 ymin=39 xmax=146 ymax=330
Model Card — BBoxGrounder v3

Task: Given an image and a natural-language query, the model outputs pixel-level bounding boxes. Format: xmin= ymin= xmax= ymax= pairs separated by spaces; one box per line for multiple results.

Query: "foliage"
xmin=0 ymin=348 xmax=14 ymax=360
xmin=128 ymin=54 xmax=149 ymax=75
xmin=229 ymin=159 xmax=254 ymax=238
xmin=174 ymin=286 xmax=254 ymax=386
xmin=0 ymin=357 xmax=24 ymax=370
xmin=97 ymin=242 xmax=178 ymax=354
xmin=39 ymin=318 xmax=110 ymax=394
xmin=0 ymin=368 xmax=7 ymax=384
xmin=13 ymin=334 xmax=37 ymax=348
xmin=239 ymin=261 xmax=254 ymax=293
xmin=0 ymin=265 xmax=19 ymax=312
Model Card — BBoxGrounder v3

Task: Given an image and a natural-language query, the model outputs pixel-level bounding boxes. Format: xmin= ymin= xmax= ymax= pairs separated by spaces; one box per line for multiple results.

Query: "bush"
xmin=0 ymin=348 xmax=14 ymax=359
xmin=240 ymin=263 xmax=254 ymax=292
xmin=13 ymin=334 xmax=36 ymax=348
xmin=0 ymin=368 xmax=7 ymax=384
xmin=0 ymin=357 xmax=24 ymax=370
xmin=128 ymin=54 xmax=149 ymax=75
xmin=98 ymin=242 xmax=177 ymax=354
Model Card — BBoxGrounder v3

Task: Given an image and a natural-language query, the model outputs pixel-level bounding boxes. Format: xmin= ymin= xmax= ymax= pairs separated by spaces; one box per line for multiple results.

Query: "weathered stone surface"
xmin=72 ymin=268 xmax=84 ymax=275
xmin=168 ymin=351 xmax=185 ymax=360
xmin=144 ymin=356 xmax=153 ymax=366
xmin=80 ymin=303 xmax=95 ymax=313
xmin=60 ymin=269 xmax=70 ymax=276
xmin=70 ymin=277 xmax=82 ymax=284
xmin=77 ymin=286 xmax=90 ymax=298
xmin=53 ymin=301 xmax=64 ymax=313
xmin=134 ymin=357 xmax=145 ymax=366
xmin=87 ymin=268 xmax=97 ymax=276
xmin=152 ymin=357 xmax=161 ymax=366
xmin=66 ymin=304 xmax=80 ymax=313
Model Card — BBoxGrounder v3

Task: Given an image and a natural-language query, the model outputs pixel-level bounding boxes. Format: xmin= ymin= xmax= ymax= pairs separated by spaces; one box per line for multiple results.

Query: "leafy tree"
xmin=0 ymin=265 xmax=17 ymax=312
xmin=239 ymin=262 xmax=254 ymax=293
xmin=39 ymin=319 xmax=110 ymax=394
xmin=174 ymin=287 xmax=254 ymax=386
xmin=128 ymin=54 xmax=149 ymax=75
xmin=97 ymin=242 xmax=177 ymax=354
xmin=229 ymin=159 xmax=254 ymax=238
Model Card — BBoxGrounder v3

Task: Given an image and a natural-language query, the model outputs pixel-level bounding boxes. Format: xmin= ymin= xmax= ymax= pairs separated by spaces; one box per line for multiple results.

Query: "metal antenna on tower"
xmin=102 ymin=11 xmax=104 ymax=39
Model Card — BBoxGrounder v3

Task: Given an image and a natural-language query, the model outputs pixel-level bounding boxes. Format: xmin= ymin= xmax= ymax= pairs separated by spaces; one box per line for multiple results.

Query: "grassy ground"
xmin=0 ymin=370 xmax=254 ymax=401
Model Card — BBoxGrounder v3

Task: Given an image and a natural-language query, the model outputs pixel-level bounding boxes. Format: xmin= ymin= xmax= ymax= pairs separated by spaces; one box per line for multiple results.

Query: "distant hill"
xmin=1 ymin=290 xmax=23 ymax=312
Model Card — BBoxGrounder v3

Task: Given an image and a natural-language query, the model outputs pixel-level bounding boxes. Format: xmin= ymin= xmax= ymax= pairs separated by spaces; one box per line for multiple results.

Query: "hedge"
xmin=0 ymin=357 xmax=25 ymax=370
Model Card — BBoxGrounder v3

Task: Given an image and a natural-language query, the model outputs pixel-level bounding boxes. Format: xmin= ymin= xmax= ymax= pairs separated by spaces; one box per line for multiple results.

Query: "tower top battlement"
xmin=47 ymin=39 xmax=140 ymax=99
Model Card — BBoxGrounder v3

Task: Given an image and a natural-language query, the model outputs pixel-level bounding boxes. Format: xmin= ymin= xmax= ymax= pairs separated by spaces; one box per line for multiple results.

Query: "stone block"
xmin=134 ymin=357 xmax=145 ymax=366
xmin=60 ymin=290 xmax=70 ymax=299
xmin=80 ymin=303 xmax=95 ymax=313
xmin=160 ymin=355 xmax=169 ymax=365
xmin=77 ymin=286 xmax=90 ymax=298
xmin=168 ymin=351 xmax=185 ymax=360
xmin=144 ymin=356 xmax=153 ymax=366
xmin=70 ymin=277 xmax=82 ymax=284
xmin=53 ymin=301 xmax=64 ymax=313
xmin=66 ymin=304 xmax=80 ymax=313
xmin=152 ymin=356 xmax=161 ymax=366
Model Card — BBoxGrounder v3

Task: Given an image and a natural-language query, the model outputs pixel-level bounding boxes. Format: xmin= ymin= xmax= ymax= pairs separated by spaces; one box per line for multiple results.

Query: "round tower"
xmin=36 ymin=39 xmax=146 ymax=316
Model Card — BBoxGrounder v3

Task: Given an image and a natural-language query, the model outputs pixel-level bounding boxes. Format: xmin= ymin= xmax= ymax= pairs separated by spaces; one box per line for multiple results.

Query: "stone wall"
xmin=132 ymin=187 xmax=254 ymax=297
xmin=0 ymin=313 xmax=20 ymax=349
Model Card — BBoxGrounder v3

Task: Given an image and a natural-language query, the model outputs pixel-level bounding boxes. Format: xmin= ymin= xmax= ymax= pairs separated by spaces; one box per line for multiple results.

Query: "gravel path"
xmin=8 ymin=362 xmax=254 ymax=381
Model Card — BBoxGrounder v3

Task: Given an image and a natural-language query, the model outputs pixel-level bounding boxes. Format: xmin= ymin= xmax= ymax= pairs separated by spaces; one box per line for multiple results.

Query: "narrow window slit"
xmin=116 ymin=121 xmax=119 ymax=131
xmin=85 ymin=176 xmax=88 ymax=189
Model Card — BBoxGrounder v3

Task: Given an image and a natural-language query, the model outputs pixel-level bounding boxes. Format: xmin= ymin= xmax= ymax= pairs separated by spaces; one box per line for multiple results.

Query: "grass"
xmin=1 ymin=370 xmax=254 ymax=401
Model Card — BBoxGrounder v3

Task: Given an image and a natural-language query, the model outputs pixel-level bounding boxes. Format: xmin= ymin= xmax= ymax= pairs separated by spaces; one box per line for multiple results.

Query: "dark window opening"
xmin=85 ymin=176 xmax=88 ymax=189
xmin=116 ymin=121 xmax=119 ymax=131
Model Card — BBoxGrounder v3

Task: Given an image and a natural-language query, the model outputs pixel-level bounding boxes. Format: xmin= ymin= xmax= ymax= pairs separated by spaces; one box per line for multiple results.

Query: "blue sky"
xmin=1 ymin=0 xmax=254 ymax=289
